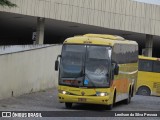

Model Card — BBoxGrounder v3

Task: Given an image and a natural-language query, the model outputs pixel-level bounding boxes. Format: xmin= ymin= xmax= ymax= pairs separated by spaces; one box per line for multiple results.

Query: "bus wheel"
xmin=106 ymin=104 xmax=113 ymax=110
xmin=137 ymin=86 xmax=151 ymax=96
xmin=65 ymin=102 xmax=72 ymax=109
xmin=124 ymin=89 xmax=131 ymax=104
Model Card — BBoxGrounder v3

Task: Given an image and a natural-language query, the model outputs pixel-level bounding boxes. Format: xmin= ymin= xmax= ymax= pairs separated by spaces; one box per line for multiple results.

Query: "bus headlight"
xmin=62 ymin=91 xmax=67 ymax=94
xmin=96 ymin=92 xmax=108 ymax=96
xmin=59 ymin=90 xmax=70 ymax=95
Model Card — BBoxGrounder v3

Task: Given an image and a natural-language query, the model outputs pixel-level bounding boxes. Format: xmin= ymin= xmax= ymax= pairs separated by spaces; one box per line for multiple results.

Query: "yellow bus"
xmin=137 ymin=55 xmax=160 ymax=96
xmin=55 ymin=34 xmax=138 ymax=110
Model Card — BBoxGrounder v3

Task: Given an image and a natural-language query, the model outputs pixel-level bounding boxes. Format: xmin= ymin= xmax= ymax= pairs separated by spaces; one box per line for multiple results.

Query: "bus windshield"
xmin=60 ymin=45 xmax=85 ymax=78
xmin=85 ymin=46 xmax=111 ymax=87
xmin=60 ymin=44 xmax=111 ymax=87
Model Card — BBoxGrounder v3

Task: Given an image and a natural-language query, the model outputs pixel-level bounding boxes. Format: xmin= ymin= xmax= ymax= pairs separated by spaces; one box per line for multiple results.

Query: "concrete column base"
xmin=144 ymin=34 xmax=153 ymax=57
xmin=35 ymin=17 xmax=45 ymax=44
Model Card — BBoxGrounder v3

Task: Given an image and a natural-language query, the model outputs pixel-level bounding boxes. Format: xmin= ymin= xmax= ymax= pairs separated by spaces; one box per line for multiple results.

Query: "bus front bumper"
xmin=58 ymin=93 xmax=110 ymax=105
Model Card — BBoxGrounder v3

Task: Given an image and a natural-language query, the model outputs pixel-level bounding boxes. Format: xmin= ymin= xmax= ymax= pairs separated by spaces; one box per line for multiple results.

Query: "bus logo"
xmin=81 ymin=91 xmax=85 ymax=96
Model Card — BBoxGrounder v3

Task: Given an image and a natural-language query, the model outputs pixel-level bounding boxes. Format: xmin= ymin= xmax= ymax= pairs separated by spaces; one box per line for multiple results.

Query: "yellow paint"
xmin=64 ymin=34 xmax=136 ymax=46
xmin=58 ymin=86 xmax=112 ymax=105
xmin=112 ymin=63 xmax=138 ymax=95
xmin=139 ymin=55 xmax=158 ymax=61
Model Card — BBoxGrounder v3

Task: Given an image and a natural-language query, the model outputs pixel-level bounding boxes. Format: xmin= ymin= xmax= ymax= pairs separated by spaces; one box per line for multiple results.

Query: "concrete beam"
xmin=35 ymin=17 xmax=45 ymax=44
xmin=144 ymin=34 xmax=153 ymax=57
xmin=2 ymin=0 xmax=160 ymax=36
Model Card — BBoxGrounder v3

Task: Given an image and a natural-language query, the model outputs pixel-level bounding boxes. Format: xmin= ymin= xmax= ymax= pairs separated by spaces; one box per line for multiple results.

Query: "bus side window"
xmin=153 ymin=61 xmax=160 ymax=73
xmin=139 ymin=60 xmax=152 ymax=72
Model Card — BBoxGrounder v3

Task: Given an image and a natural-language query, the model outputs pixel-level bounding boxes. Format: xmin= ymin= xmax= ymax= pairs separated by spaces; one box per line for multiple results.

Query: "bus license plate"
xmin=78 ymin=98 xmax=86 ymax=102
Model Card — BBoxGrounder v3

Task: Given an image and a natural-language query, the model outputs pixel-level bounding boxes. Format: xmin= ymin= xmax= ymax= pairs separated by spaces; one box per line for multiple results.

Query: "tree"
xmin=0 ymin=0 xmax=17 ymax=7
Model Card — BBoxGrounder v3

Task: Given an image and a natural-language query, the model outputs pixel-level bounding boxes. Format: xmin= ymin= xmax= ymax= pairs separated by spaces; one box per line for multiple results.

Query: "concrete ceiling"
xmin=0 ymin=11 xmax=160 ymax=56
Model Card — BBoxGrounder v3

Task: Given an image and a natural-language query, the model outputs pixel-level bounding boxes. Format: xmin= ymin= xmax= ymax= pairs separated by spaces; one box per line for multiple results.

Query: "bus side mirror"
xmin=114 ymin=63 xmax=119 ymax=75
xmin=112 ymin=62 xmax=119 ymax=75
xmin=55 ymin=60 xmax=59 ymax=71
xmin=55 ymin=55 xmax=61 ymax=71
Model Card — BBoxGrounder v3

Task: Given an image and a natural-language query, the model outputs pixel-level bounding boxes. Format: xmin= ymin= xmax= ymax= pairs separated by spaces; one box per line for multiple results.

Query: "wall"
xmin=0 ymin=45 xmax=52 ymax=54
xmin=0 ymin=45 xmax=61 ymax=100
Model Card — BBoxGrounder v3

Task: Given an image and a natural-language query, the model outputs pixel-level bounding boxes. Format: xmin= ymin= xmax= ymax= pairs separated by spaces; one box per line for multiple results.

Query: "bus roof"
xmin=139 ymin=55 xmax=159 ymax=61
xmin=64 ymin=34 xmax=137 ymax=46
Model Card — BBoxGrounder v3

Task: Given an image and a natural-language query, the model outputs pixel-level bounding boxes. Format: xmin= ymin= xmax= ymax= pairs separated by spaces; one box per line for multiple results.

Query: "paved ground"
xmin=0 ymin=88 xmax=160 ymax=120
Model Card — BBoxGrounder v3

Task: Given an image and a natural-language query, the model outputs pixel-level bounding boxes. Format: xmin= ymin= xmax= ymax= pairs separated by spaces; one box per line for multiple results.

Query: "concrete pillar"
xmin=144 ymin=34 xmax=153 ymax=57
xmin=35 ymin=17 xmax=45 ymax=44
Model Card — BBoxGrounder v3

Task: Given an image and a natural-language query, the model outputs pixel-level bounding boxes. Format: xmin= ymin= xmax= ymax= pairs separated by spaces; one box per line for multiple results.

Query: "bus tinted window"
xmin=112 ymin=44 xmax=138 ymax=64
xmin=139 ymin=60 xmax=152 ymax=72
xmin=153 ymin=61 xmax=160 ymax=72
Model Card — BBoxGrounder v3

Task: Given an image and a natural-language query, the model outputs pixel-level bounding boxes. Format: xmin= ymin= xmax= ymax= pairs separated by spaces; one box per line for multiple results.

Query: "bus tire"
xmin=124 ymin=88 xmax=131 ymax=104
xmin=131 ymin=86 xmax=134 ymax=97
xmin=106 ymin=104 xmax=113 ymax=110
xmin=106 ymin=91 xmax=116 ymax=110
xmin=137 ymin=86 xmax=151 ymax=96
xmin=65 ymin=102 xmax=72 ymax=109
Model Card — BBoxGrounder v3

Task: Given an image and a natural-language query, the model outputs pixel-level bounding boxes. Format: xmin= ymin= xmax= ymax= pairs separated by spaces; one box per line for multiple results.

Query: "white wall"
xmin=0 ymin=45 xmax=52 ymax=55
xmin=0 ymin=45 xmax=62 ymax=100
